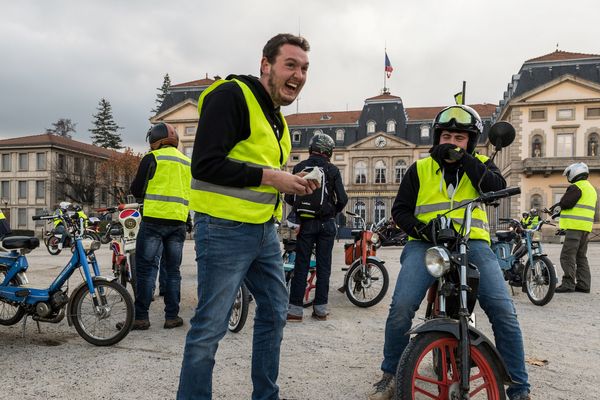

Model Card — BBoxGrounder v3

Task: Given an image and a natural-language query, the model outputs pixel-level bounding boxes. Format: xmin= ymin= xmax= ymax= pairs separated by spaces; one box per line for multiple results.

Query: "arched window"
xmin=531 ymin=135 xmax=543 ymax=157
xmin=420 ymin=125 xmax=430 ymax=138
xmin=374 ymin=200 xmax=385 ymax=223
xmin=313 ymin=129 xmax=323 ymax=136
xmin=367 ymin=121 xmax=376 ymax=134
xmin=355 ymin=161 xmax=367 ymax=184
xmin=292 ymin=130 xmax=301 ymax=143
xmin=386 ymin=120 xmax=396 ymax=133
xmin=354 ymin=201 xmax=366 ymax=228
xmin=336 ymin=129 xmax=345 ymax=141
xmin=375 ymin=160 xmax=386 ymax=184
xmin=530 ymin=194 xmax=543 ymax=210
xmin=395 ymin=160 xmax=407 ymax=183
xmin=588 ymin=133 xmax=599 ymax=156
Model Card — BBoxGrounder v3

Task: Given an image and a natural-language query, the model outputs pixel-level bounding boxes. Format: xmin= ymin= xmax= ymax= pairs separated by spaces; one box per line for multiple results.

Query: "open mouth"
xmin=285 ymin=81 xmax=298 ymax=92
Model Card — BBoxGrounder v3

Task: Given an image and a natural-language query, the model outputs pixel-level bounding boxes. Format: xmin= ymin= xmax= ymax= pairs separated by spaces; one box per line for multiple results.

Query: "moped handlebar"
xmin=32 ymin=214 xmax=60 ymax=221
xmin=477 ymin=186 xmax=521 ymax=203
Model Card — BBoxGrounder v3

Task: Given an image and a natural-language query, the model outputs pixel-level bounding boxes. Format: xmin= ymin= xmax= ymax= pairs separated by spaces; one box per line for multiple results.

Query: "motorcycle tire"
xmin=524 ymin=255 xmax=556 ymax=306
xmin=70 ymin=279 xmax=134 ymax=346
xmin=396 ymin=331 xmax=506 ymax=400
xmin=46 ymin=236 xmax=62 ymax=256
xmin=344 ymin=260 xmax=389 ymax=308
xmin=0 ymin=266 xmax=26 ymax=326
xmin=228 ymin=284 xmax=250 ymax=333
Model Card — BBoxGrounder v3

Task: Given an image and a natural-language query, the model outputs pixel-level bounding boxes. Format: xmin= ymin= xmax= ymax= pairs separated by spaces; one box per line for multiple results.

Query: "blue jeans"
xmin=289 ymin=218 xmax=336 ymax=308
xmin=381 ymin=240 xmax=530 ymax=398
xmin=134 ymin=221 xmax=185 ymax=320
xmin=178 ymin=213 xmax=288 ymax=400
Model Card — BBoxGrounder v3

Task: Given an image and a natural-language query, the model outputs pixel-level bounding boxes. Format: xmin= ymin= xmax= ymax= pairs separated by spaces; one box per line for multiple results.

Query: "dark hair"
xmin=262 ymin=33 xmax=310 ymax=64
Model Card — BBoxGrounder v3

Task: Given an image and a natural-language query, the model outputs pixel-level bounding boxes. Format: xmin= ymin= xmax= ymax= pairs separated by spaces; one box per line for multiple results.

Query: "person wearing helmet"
xmin=128 ymin=122 xmax=191 ymax=330
xmin=284 ymin=133 xmax=348 ymax=322
xmin=521 ymin=208 xmax=540 ymax=229
xmin=0 ymin=208 xmax=11 ymax=239
xmin=51 ymin=201 xmax=72 ymax=249
xmin=178 ymin=34 xmax=316 ymax=400
xmin=71 ymin=204 xmax=89 ymax=229
xmin=369 ymin=105 xmax=531 ymax=400
xmin=551 ymin=162 xmax=597 ymax=293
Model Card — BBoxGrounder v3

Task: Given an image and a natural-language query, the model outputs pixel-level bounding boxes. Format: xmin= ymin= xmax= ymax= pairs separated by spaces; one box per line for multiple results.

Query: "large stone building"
xmin=151 ymin=50 xmax=600 ymax=234
xmin=0 ymin=134 xmax=117 ymax=232
xmin=492 ymin=50 xmax=600 ymax=236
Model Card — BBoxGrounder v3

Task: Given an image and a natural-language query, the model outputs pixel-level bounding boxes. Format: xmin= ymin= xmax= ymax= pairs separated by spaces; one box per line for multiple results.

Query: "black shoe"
xmin=116 ymin=319 xmax=150 ymax=330
xmin=575 ymin=286 xmax=591 ymax=293
xmin=164 ymin=316 xmax=184 ymax=329
xmin=555 ymin=285 xmax=575 ymax=293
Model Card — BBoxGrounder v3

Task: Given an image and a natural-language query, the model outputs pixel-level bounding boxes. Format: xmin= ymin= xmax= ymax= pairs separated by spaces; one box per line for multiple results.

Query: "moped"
xmin=340 ymin=211 xmax=389 ymax=307
xmin=282 ymin=238 xmax=317 ymax=307
xmin=0 ymin=214 xmax=134 ymax=346
xmin=491 ymin=212 xmax=557 ymax=306
xmin=395 ymin=121 xmax=518 ymax=400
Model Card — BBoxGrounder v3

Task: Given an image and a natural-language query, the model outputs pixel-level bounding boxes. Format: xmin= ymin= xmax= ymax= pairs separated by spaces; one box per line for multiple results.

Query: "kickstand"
xmin=36 ymin=320 xmax=42 ymax=333
xmin=510 ymin=286 xmax=515 ymax=296
xmin=21 ymin=315 xmax=28 ymax=338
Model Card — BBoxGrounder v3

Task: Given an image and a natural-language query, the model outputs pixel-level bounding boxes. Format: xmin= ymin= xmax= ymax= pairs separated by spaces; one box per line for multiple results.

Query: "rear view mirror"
xmin=488 ymin=121 xmax=515 ymax=151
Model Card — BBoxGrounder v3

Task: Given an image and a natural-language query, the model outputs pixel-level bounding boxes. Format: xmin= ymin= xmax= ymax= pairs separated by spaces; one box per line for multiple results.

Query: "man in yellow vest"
xmin=178 ymin=33 xmax=316 ymax=400
xmin=0 ymin=209 xmax=11 ymax=238
xmin=128 ymin=122 xmax=191 ymax=330
xmin=368 ymin=105 xmax=530 ymax=400
xmin=553 ymin=162 xmax=597 ymax=293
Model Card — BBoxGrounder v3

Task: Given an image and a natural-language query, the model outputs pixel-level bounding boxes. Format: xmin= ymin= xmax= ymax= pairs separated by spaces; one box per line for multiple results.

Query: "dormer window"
xmin=386 ymin=120 xmax=396 ymax=133
xmin=420 ymin=125 xmax=430 ymax=138
xmin=367 ymin=121 xmax=376 ymax=134
xmin=313 ymin=129 xmax=323 ymax=136
xmin=335 ymin=129 xmax=345 ymax=141
xmin=292 ymin=130 xmax=301 ymax=143
xmin=320 ymin=114 xmax=332 ymax=121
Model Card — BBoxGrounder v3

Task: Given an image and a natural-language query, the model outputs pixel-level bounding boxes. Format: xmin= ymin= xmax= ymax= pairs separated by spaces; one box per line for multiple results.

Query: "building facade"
xmin=0 ymin=134 xmax=117 ymax=232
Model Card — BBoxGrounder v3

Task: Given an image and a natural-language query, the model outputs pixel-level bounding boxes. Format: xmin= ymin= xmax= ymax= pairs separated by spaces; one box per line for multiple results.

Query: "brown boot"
xmin=116 ymin=319 xmax=150 ymax=330
xmin=164 ymin=316 xmax=184 ymax=329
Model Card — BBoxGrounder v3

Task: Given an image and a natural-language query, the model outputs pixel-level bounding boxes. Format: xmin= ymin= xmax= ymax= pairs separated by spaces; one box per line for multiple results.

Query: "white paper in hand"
xmin=303 ymin=167 xmax=323 ymax=182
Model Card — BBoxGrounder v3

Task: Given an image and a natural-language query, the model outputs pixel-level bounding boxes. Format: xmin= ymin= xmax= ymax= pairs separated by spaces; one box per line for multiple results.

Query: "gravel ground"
xmin=1 ymin=241 xmax=599 ymax=400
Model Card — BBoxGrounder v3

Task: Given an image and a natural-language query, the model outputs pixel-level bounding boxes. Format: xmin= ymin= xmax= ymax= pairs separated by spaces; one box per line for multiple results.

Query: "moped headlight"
xmin=425 ymin=246 xmax=451 ymax=278
xmin=532 ymin=231 xmax=542 ymax=242
xmin=371 ymin=233 xmax=380 ymax=245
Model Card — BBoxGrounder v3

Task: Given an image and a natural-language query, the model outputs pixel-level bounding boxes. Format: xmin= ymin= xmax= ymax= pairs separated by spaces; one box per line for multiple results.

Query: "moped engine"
xmin=35 ymin=291 xmax=69 ymax=318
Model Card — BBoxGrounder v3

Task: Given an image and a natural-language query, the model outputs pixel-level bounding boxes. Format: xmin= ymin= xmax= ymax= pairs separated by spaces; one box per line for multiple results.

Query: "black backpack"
xmin=293 ymin=166 xmax=332 ymax=219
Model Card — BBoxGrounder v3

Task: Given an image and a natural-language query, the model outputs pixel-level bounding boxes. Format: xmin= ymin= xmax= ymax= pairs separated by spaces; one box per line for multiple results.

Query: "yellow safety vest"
xmin=53 ymin=209 xmax=64 ymax=228
xmin=190 ymin=79 xmax=291 ymax=223
xmin=559 ymin=180 xmax=597 ymax=232
xmin=144 ymin=147 xmax=191 ymax=222
xmin=414 ymin=154 xmax=491 ymax=243
xmin=0 ymin=210 xmax=5 ymax=219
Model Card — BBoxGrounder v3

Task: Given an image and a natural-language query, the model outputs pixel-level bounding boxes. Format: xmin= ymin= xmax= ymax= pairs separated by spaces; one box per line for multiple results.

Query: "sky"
xmin=2 ymin=0 xmax=600 ymax=153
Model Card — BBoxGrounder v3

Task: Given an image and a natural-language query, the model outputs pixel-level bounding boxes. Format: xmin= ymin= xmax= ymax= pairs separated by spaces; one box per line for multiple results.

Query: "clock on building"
xmin=375 ymin=136 xmax=387 ymax=148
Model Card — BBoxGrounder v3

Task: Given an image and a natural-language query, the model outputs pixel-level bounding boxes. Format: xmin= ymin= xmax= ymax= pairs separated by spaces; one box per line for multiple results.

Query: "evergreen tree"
xmin=151 ymin=73 xmax=171 ymax=114
xmin=46 ymin=118 xmax=77 ymax=138
xmin=89 ymin=98 xmax=123 ymax=149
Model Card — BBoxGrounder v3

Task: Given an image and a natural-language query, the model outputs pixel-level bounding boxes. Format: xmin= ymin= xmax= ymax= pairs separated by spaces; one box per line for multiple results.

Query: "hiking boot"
xmin=575 ymin=286 xmax=590 ymax=293
xmin=312 ymin=311 xmax=329 ymax=321
xmin=368 ymin=373 xmax=395 ymax=400
xmin=286 ymin=313 xmax=303 ymax=323
xmin=509 ymin=391 xmax=531 ymax=400
xmin=116 ymin=319 xmax=150 ymax=330
xmin=164 ymin=316 xmax=184 ymax=329
xmin=555 ymin=285 xmax=575 ymax=293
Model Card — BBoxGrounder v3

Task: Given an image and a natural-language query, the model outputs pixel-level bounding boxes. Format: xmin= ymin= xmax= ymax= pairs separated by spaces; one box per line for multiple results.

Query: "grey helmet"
xmin=309 ymin=133 xmax=335 ymax=158
xmin=563 ymin=162 xmax=589 ymax=183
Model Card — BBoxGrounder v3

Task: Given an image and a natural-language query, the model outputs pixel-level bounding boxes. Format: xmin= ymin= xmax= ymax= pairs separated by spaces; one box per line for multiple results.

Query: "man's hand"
xmin=262 ymin=169 xmax=318 ymax=195
xmin=413 ymin=221 xmax=435 ymax=242
xmin=429 ymin=143 xmax=465 ymax=164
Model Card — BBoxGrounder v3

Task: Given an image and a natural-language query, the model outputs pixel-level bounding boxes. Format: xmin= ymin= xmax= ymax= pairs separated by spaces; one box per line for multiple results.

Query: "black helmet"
xmin=432 ymin=105 xmax=483 ymax=154
xmin=309 ymin=133 xmax=335 ymax=158
xmin=73 ymin=204 xmax=82 ymax=212
xmin=146 ymin=123 xmax=179 ymax=150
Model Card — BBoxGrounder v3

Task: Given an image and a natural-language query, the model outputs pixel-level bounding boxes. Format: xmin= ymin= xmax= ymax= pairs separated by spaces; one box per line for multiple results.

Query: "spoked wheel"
xmin=0 ymin=268 xmax=25 ymax=326
xmin=344 ymin=260 xmax=389 ymax=307
xmin=524 ymin=256 xmax=556 ymax=306
xmin=46 ymin=236 xmax=62 ymax=255
xmin=302 ymin=269 xmax=316 ymax=308
xmin=396 ymin=331 xmax=506 ymax=400
xmin=228 ymin=284 xmax=250 ymax=333
xmin=70 ymin=280 xmax=134 ymax=346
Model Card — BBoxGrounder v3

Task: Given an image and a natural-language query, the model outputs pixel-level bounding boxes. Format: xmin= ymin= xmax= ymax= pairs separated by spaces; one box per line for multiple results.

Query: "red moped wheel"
xmin=396 ymin=331 xmax=505 ymax=399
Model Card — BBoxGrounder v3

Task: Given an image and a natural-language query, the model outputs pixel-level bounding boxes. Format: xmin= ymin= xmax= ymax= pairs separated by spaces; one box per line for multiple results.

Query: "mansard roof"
xmin=525 ymin=50 xmax=600 ymax=64
xmin=170 ymin=77 xmax=216 ymax=89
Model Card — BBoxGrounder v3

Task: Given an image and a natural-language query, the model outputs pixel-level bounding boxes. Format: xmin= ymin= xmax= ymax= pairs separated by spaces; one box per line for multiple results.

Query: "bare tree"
xmin=46 ymin=118 xmax=77 ymax=138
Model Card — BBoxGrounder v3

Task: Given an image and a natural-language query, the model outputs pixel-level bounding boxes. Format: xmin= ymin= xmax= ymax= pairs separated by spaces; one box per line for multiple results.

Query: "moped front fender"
xmin=66 ymin=276 xmax=117 ymax=326
xmin=342 ymin=256 xmax=385 ymax=272
xmin=408 ymin=318 xmax=515 ymax=385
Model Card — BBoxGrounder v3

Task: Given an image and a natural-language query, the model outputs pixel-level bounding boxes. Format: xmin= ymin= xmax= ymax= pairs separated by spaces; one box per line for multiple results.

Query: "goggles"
xmin=436 ymin=107 xmax=476 ymax=128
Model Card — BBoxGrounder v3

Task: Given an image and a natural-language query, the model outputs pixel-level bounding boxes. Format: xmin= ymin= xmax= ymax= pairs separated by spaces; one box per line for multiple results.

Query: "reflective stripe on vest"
xmin=189 ymin=78 xmax=291 ymax=223
xmin=144 ymin=147 xmax=191 ymax=222
xmin=414 ymin=155 xmax=491 ymax=243
xmin=559 ymin=180 xmax=597 ymax=232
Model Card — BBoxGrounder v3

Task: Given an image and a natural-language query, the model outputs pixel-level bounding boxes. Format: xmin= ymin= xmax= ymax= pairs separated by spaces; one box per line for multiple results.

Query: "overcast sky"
xmin=2 ymin=0 xmax=599 ymax=153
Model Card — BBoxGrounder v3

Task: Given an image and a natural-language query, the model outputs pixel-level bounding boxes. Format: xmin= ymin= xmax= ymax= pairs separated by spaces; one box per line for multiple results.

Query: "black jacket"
xmin=392 ymin=153 xmax=506 ymax=237
xmin=284 ymin=154 xmax=348 ymax=220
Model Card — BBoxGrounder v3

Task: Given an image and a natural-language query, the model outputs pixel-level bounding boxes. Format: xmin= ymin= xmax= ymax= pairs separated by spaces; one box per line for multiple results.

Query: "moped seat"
xmin=1 ymin=236 xmax=40 ymax=250
xmin=495 ymin=230 xmax=516 ymax=242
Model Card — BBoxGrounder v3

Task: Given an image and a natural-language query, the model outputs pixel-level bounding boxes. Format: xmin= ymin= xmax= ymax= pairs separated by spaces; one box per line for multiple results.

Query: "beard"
xmin=268 ymin=71 xmax=295 ymax=107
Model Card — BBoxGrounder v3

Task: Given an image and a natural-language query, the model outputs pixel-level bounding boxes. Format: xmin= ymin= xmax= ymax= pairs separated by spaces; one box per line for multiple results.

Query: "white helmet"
xmin=563 ymin=162 xmax=589 ymax=183
xmin=59 ymin=201 xmax=72 ymax=210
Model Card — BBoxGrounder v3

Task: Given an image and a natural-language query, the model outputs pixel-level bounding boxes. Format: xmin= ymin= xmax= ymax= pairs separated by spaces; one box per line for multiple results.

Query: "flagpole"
xmin=462 ymin=81 xmax=466 ymax=105
xmin=383 ymin=48 xmax=387 ymax=93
